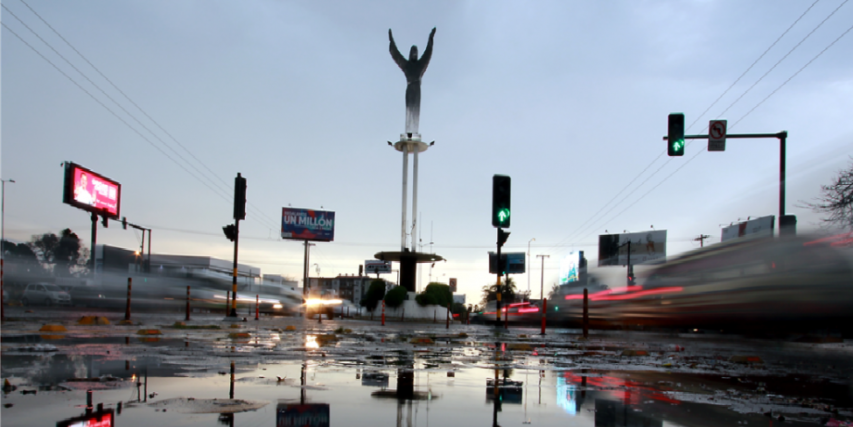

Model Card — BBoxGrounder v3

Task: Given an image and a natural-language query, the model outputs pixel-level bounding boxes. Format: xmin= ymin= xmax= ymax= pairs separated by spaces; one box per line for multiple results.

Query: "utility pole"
xmin=694 ymin=234 xmax=711 ymax=248
xmin=527 ymin=238 xmax=535 ymax=296
xmin=536 ymin=254 xmax=549 ymax=301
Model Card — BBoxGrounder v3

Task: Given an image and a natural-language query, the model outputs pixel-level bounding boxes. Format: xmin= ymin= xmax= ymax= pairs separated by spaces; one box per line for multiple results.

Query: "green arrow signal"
xmin=497 ymin=208 xmax=510 ymax=224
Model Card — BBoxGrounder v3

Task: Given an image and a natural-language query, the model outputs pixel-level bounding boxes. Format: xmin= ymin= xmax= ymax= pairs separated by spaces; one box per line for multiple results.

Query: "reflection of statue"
xmin=389 ymin=28 xmax=436 ymax=134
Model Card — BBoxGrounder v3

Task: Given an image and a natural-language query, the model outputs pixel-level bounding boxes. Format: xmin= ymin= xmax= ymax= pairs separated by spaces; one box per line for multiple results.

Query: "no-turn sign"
xmin=709 ymin=120 xmax=727 ymax=152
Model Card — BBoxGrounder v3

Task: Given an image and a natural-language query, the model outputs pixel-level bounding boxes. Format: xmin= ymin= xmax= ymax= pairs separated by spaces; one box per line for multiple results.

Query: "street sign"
xmin=488 ymin=252 xmax=525 ymax=274
xmin=365 ymin=260 xmax=391 ymax=274
xmin=449 ymin=278 xmax=457 ymax=293
xmin=708 ymin=120 xmax=727 ymax=152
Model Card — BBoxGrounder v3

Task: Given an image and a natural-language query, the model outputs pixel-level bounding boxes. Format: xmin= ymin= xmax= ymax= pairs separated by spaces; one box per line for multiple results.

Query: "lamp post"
xmin=527 ymin=238 xmax=535 ymax=296
xmin=0 ymin=179 xmax=15 ymax=259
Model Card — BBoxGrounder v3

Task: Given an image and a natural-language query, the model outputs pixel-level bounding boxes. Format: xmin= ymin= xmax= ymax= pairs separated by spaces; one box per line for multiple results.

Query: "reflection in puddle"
xmin=305 ymin=335 xmax=319 ymax=349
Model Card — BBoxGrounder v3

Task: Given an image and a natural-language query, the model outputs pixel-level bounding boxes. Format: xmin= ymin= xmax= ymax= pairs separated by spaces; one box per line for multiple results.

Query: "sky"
xmin=2 ymin=0 xmax=853 ymax=304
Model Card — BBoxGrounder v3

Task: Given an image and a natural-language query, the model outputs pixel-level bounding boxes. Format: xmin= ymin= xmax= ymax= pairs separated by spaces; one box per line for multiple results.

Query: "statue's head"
xmin=409 ymin=45 xmax=418 ymax=60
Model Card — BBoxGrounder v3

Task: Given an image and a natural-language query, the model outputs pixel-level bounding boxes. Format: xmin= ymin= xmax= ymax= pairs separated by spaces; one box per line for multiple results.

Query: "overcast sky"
xmin=2 ymin=0 xmax=852 ymax=303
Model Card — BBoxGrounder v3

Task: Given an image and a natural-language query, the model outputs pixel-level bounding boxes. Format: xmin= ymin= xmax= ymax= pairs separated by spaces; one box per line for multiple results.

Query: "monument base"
xmin=374 ymin=250 xmax=444 ymax=293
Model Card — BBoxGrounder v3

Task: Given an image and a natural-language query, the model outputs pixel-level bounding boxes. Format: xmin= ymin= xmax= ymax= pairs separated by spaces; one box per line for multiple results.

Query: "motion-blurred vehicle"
xmin=472 ymin=300 xmax=541 ymax=324
xmin=549 ymin=235 xmax=853 ymax=333
xmin=22 ymin=282 xmax=72 ymax=306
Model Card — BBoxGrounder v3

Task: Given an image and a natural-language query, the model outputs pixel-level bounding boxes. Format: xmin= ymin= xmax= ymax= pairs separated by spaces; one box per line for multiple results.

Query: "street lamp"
xmin=0 ymin=179 xmax=15 ymax=259
xmin=527 ymin=238 xmax=535 ymax=295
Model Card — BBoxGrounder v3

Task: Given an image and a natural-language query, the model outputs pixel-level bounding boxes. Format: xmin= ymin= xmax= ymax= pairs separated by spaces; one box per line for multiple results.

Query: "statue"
xmin=389 ymin=27 xmax=435 ymax=135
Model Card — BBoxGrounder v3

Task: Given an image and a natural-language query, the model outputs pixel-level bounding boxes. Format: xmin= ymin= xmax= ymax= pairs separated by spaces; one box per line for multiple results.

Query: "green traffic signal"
xmin=668 ymin=113 xmax=685 ymax=156
xmin=492 ymin=175 xmax=511 ymax=228
xmin=497 ymin=208 xmax=510 ymax=225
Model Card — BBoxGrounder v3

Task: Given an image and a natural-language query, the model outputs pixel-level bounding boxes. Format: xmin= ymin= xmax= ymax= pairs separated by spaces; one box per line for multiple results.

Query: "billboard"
xmin=559 ymin=251 xmax=582 ymax=285
xmin=364 ymin=260 xmax=391 ymax=274
xmin=598 ymin=230 xmax=667 ymax=266
xmin=62 ymin=162 xmax=121 ymax=219
xmin=488 ymin=252 xmax=525 ymax=274
xmin=277 ymin=403 xmax=330 ymax=427
xmin=281 ymin=208 xmax=335 ymax=242
xmin=56 ymin=409 xmax=114 ymax=427
xmin=721 ymin=215 xmax=774 ymax=242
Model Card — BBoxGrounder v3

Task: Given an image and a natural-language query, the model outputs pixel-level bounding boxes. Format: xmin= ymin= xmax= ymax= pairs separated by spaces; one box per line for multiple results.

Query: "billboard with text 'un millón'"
xmin=281 ymin=208 xmax=335 ymax=242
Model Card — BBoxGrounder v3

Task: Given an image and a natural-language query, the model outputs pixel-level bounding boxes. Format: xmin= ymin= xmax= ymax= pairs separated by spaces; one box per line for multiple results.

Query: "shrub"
xmin=384 ymin=286 xmax=408 ymax=308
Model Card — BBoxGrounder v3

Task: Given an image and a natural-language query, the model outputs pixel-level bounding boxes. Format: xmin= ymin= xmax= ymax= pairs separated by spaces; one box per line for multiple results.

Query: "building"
xmin=309 ymin=274 xmax=394 ymax=306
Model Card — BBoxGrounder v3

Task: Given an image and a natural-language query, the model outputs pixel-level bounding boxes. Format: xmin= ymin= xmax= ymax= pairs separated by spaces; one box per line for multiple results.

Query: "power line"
xmin=3 ymin=3 xmax=282 ymax=230
xmin=552 ymin=1 xmax=848 ymax=249
xmin=547 ymin=3 xmax=821 ymax=251
xmin=1 ymin=22 xmax=234 ymax=206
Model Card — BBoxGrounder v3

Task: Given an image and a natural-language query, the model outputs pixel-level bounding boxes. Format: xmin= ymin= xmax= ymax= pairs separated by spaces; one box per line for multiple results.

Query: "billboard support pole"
xmin=229 ymin=219 xmax=239 ymax=317
xmin=90 ymin=213 xmax=98 ymax=276
xmin=303 ymin=240 xmax=310 ymax=299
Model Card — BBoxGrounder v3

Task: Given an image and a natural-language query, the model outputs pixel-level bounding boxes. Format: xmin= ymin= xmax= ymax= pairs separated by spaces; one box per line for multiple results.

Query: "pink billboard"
xmin=63 ymin=162 xmax=121 ymax=219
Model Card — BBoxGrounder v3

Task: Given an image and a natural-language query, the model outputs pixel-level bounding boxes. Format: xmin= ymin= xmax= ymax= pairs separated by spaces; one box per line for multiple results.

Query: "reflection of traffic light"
xmin=492 ymin=175 xmax=511 ymax=228
xmin=668 ymin=113 xmax=685 ymax=156
xmin=223 ymin=224 xmax=237 ymax=242
xmin=233 ymin=173 xmax=247 ymax=220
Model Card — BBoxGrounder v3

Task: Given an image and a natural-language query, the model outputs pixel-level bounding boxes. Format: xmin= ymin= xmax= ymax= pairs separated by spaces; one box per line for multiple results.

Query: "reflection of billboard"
xmin=559 ymin=252 xmax=581 ymax=285
xmin=62 ymin=162 xmax=121 ymax=219
xmin=281 ymin=208 xmax=335 ymax=242
xmin=721 ymin=215 xmax=774 ymax=242
xmin=598 ymin=230 xmax=667 ymax=266
xmin=56 ymin=409 xmax=114 ymax=427
xmin=488 ymin=252 xmax=525 ymax=274
xmin=277 ymin=403 xmax=330 ymax=427
xmin=556 ymin=376 xmax=578 ymax=415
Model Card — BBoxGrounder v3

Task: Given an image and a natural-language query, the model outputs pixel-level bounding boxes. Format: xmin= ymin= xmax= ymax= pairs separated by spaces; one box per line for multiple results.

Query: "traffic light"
xmin=627 ymin=274 xmax=636 ymax=286
xmin=497 ymin=228 xmax=510 ymax=248
xmin=492 ymin=175 xmax=511 ymax=228
xmin=234 ymin=173 xmax=247 ymax=221
xmin=668 ymin=113 xmax=685 ymax=156
xmin=122 ymin=217 xmax=127 ymax=230
xmin=223 ymin=224 xmax=237 ymax=242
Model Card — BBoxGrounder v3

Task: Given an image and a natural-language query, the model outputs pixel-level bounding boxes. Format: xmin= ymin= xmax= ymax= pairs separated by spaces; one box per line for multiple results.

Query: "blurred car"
xmin=21 ymin=283 xmax=72 ymax=306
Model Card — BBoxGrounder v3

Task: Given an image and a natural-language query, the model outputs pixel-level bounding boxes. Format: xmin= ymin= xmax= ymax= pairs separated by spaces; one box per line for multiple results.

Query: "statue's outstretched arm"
xmin=388 ymin=29 xmax=407 ymax=70
xmin=418 ymin=27 xmax=436 ymax=76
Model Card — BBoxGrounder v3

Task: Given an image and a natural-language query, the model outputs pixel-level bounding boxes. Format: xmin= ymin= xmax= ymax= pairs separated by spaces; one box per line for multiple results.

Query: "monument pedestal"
xmin=374 ymin=250 xmax=443 ymax=293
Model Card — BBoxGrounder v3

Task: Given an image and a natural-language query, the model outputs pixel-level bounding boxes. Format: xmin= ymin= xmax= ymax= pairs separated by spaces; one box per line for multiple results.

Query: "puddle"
xmin=3 ymin=348 xmax=852 ymax=426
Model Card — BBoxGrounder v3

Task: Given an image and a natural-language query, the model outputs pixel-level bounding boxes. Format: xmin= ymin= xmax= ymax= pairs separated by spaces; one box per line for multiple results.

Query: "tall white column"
xmin=412 ymin=146 xmax=418 ymax=252
xmin=400 ymin=145 xmax=409 ymax=251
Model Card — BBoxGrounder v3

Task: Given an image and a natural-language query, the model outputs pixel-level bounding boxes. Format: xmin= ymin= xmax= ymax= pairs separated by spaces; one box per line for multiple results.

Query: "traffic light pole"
xmin=495 ymin=228 xmax=502 ymax=328
xmin=230 ymin=219 xmax=239 ymax=317
xmin=664 ymin=131 xmax=788 ymax=228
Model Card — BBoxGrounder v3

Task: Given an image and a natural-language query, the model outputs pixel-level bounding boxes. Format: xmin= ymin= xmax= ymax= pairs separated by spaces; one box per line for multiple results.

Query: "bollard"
xmin=583 ymin=288 xmax=589 ymax=339
xmin=186 ymin=286 xmax=191 ymax=321
xmin=229 ymin=360 xmax=235 ymax=399
xmin=381 ymin=300 xmax=385 ymax=326
xmin=541 ymin=298 xmax=547 ymax=335
xmin=446 ymin=302 xmax=450 ymax=329
xmin=255 ymin=295 xmax=259 ymax=321
xmin=125 ymin=278 xmax=132 ymax=321
xmin=86 ymin=389 xmax=93 ymax=412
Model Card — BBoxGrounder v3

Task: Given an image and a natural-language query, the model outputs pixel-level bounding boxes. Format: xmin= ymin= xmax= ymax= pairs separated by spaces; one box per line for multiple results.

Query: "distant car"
xmin=22 ymin=283 xmax=72 ymax=306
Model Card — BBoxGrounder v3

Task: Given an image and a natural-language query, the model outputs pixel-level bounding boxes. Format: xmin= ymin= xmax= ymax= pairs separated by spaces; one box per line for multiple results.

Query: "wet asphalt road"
xmin=2 ymin=306 xmax=853 ymax=426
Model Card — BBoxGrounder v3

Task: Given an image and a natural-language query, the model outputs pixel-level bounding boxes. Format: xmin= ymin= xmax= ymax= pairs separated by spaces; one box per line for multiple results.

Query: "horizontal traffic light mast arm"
xmin=662 ymin=131 xmax=787 ymax=141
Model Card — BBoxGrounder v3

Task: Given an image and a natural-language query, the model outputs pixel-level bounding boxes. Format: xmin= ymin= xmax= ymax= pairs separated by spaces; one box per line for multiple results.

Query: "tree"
xmin=548 ymin=283 xmax=560 ymax=299
xmin=804 ymin=158 xmax=853 ymax=231
xmin=480 ymin=276 xmax=517 ymax=305
xmin=1 ymin=240 xmax=43 ymax=273
xmin=29 ymin=228 xmax=88 ymax=276
xmin=384 ymin=285 xmax=408 ymax=308
xmin=360 ymin=279 xmax=387 ymax=314
xmin=415 ymin=282 xmax=452 ymax=307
